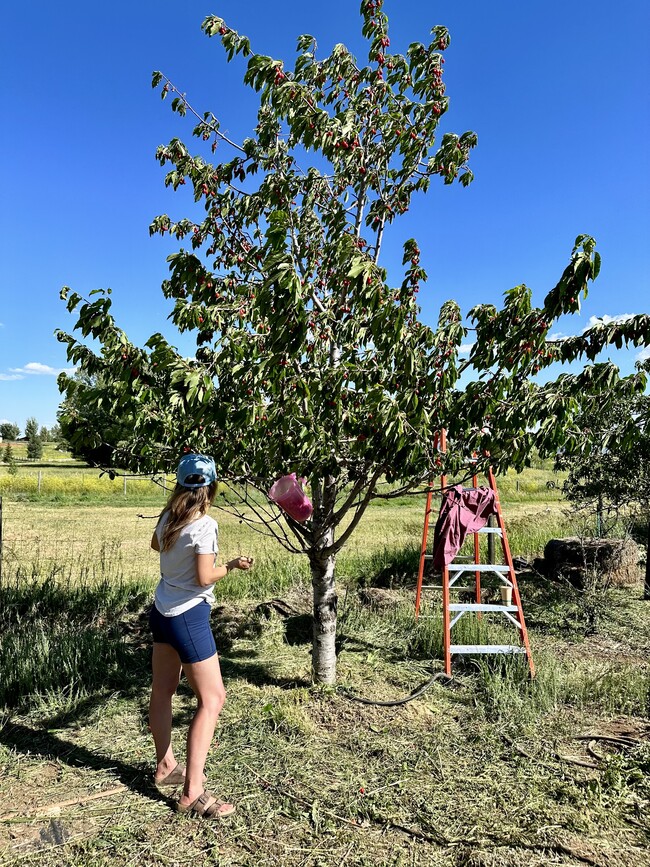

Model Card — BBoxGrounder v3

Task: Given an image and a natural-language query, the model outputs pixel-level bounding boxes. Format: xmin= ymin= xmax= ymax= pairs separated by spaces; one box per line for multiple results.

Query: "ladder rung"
xmin=449 ymin=645 xmax=527 ymax=655
xmin=420 ymin=585 xmax=485 ymax=591
xmin=423 ymin=554 xmax=482 ymax=561
xmin=448 ymin=604 xmax=518 ymax=613
xmin=477 ymin=527 xmax=502 ymax=535
xmin=448 ymin=564 xmax=510 ymax=572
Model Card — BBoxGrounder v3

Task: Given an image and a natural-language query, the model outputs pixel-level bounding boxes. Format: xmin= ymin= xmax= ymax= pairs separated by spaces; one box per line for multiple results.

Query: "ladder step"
xmin=449 ymin=603 xmax=518 ymax=613
xmin=424 ymin=553 xmax=474 ymax=561
xmin=424 ymin=554 xmax=487 ymax=561
xmin=421 ymin=585 xmax=485 ymax=591
xmin=448 ymin=564 xmax=510 ymax=572
xmin=450 ymin=645 xmax=527 ymax=655
xmin=477 ymin=527 xmax=503 ymax=535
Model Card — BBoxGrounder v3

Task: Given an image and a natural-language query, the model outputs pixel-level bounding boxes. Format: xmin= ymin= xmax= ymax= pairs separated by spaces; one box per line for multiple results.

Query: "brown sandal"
xmin=176 ymin=791 xmax=235 ymax=818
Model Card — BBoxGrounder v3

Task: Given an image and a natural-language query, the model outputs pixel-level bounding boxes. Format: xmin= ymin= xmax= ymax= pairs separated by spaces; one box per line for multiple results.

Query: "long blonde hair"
xmin=157 ymin=482 xmax=217 ymax=552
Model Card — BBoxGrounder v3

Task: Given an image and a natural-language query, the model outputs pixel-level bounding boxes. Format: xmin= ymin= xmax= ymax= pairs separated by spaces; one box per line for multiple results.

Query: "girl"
xmin=148 ymin=453 xmax=252 ymax=819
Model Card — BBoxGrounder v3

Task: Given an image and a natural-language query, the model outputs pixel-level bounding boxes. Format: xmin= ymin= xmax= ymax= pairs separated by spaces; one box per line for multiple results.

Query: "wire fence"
xmin=0 ymin=468 xmax=172 ymax=500
xmin=0 ymin=494 xmax=157 ymax=584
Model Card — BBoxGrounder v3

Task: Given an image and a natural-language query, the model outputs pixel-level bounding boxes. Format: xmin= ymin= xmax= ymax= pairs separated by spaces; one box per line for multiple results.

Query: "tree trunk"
xmin=643 ymin=516 xmax=650 ymax=599
xmin=307 ymin=476 xmax=339 ymax=684
xmin=310 ymin=527 xmax=338 ymax=684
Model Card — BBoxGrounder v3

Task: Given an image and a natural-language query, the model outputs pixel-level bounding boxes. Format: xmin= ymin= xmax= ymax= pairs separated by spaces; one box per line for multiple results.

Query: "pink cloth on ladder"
xmin=432 ymin=484 xmax=496 ymax=568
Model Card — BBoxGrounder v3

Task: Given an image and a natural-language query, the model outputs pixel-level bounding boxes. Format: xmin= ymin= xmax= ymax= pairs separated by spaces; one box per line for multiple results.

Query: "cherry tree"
xmin=57 ymin=1 xmax=650 ymax=682
xmin=557 ymin=375 xmax=650 ymax=598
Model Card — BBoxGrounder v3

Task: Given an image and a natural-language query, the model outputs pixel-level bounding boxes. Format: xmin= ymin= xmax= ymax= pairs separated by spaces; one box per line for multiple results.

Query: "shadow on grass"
xmin=0 ymin=721 xmax=173 ymax=808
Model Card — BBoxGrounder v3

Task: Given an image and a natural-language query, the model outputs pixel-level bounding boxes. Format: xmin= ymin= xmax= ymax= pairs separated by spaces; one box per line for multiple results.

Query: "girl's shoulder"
xmin=188 ymin=512 xmax=218 ymax=533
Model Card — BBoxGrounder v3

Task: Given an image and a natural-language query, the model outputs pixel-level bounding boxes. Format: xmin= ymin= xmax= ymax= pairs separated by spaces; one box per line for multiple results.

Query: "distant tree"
xmin=39 ymin=425 xmax=50 ymax=442
xmin=27 ymin=438 xmax=43 ymax=461
xmin=7 ymin=454 xmax=18 ymax=476
xmin=49 ymin=423 xmax=62 ymax=442
xmin=24 ymin=417 xmax=39 ymax=440
xmin=57 ymin=372 xmax=134 ymax=467
xmin=25 ymin=417 xmax=43 ymax=461
xmin=2 ymin=443 xmax=12 ymax=464
xmin=558 ymin=379 xmax=650 ymax=599
xmin=0 ymin=423 xmax=20 ymax=441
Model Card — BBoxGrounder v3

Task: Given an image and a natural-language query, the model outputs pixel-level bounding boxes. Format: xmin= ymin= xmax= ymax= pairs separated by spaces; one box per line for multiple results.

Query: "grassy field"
xmin=0 ymin=468 xmax=648 ymax=866
xmin=0 ymin=459 xmax=565 ymax=506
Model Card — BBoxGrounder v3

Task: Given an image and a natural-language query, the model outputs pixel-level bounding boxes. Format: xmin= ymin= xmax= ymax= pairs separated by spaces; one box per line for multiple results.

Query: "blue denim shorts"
xmin=149 ymin=601 xmax=217 ymax=664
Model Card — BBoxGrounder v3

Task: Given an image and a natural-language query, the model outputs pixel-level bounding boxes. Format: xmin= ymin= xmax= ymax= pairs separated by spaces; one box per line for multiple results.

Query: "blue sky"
xmin=1 ymin=0 xmax=648 ymax=432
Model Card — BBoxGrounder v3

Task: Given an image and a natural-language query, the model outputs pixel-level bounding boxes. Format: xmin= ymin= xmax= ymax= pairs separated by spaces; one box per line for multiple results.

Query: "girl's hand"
xmin=229 ymin=556 xmax=254 ymax=572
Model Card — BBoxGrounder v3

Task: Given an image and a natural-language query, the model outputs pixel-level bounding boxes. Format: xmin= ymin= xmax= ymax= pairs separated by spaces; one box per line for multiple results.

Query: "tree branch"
xmin=328 ymin=468 xmax=382 ymax=556
xmin=158 ymin=75 xmax=247 ymax=154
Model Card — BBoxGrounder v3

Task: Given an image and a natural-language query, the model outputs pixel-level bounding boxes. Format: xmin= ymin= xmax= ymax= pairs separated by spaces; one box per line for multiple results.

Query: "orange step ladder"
xmin=415 ymin=431 xmax=535 ymax=677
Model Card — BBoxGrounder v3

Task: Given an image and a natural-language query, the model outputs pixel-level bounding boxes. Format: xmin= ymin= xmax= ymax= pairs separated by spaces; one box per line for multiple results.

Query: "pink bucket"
xmin=269 ymin=473 xmax=313 ymax=522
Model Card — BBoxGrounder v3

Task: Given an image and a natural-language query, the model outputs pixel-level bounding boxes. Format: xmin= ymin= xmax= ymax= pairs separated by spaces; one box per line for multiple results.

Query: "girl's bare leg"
xmin=178 ymin=652 xmax=226 ymax=806
xmin=149 ymin=642 xmax=182 ymax=782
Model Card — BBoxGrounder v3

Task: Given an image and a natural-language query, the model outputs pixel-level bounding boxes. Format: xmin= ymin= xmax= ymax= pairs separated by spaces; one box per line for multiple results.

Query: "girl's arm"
xmin=151 ymin=531 xmax=160 ymax=552
xmin=196 ymin=554 xmax=253 ymax=588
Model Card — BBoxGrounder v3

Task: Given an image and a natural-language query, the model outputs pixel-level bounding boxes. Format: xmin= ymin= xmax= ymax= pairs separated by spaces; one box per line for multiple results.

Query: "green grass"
xmin=1 ymin=441 xmax=72 ymax=462
xmin=0 ymin=474 xmax=648 ymax=865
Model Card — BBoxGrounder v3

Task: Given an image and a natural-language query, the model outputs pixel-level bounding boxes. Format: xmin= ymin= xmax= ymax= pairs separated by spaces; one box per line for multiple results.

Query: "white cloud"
xmin=0 ymin=373 xmax=24 ymax=381
xmin=636 ymin=346 xmax=650 ymax=363
xmin=8 ymin=362 xmax=75 ymax=376
xmin=585 ymin=314 xmax=635 ymax=330
xmin=459 ymin=343 xmax=475 ymax=355
xmin=550 ymin=315 xmax=640 ymax=342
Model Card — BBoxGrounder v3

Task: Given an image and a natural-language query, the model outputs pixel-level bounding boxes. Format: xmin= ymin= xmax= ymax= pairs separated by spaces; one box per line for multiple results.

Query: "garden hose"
xmin=337 ymin=669 xmax=455 ymax=707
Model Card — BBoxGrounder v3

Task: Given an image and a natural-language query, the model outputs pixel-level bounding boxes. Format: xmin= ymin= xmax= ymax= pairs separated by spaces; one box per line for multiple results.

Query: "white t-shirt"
xmin=154 ymin=511 xmax=219 ymax=617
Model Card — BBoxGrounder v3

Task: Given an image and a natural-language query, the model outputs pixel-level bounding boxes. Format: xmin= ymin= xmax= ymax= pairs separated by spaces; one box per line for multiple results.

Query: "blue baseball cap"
xmin=177 ymin=453 xmax=217 ymax=488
